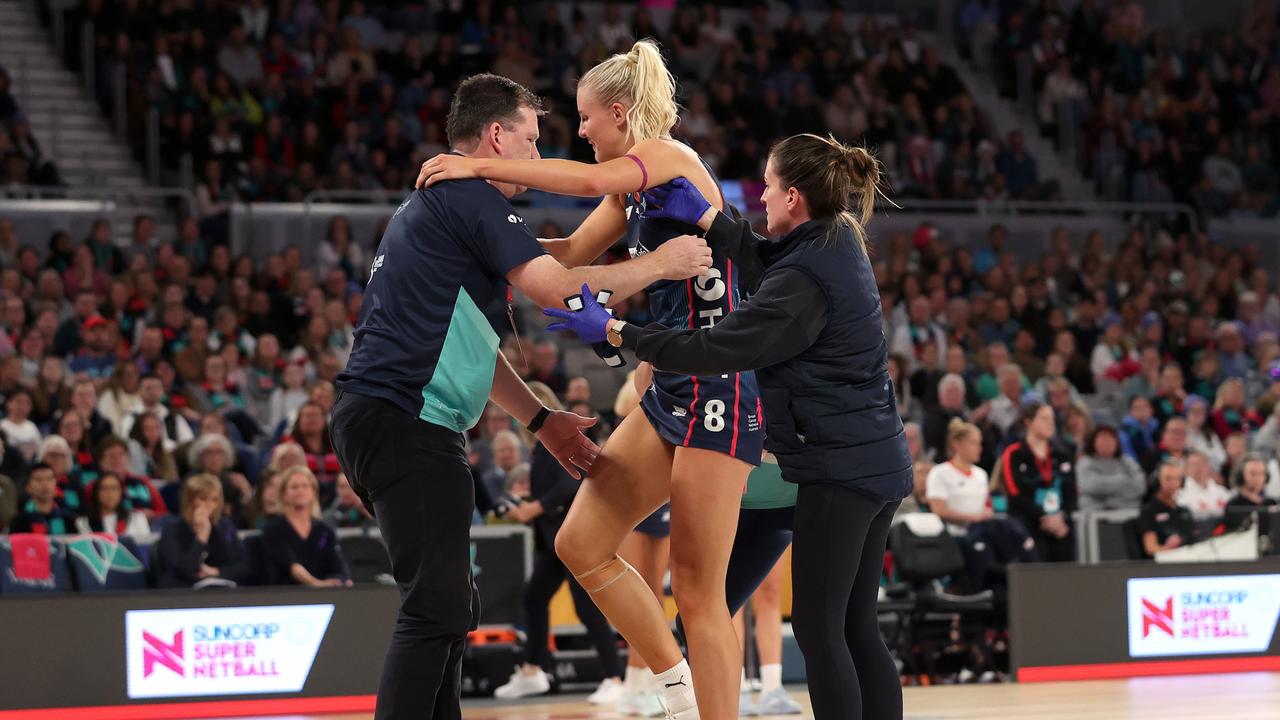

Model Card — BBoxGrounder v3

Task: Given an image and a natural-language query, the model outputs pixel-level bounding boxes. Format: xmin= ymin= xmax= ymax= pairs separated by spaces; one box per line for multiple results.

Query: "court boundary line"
xmin=1018 ymin=655 xmax=1280 ymax=682
xmin=0 ymin=694 xmax=377 ymax=719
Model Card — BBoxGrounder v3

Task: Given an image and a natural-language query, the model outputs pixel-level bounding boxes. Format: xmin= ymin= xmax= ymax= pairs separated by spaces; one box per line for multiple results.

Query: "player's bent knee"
xmin=574 ymin=554 xmax=636 ymax=594
xmin=554 ymin=525 xmax=590 ymax=570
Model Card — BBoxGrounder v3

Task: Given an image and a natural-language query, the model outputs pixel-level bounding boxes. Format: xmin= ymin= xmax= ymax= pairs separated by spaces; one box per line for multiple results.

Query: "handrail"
xmin=80 ymin=18 xmax=93 ymax=98
xmin=0 ymin=185 xmax=198 ymax=217
xmin=885 ymin=199 xmax=1201 ymax=235
xmin=302 ymin=189 xmax=405 ymax=205
xmin=51 ymin=0 xmax=64 ymax=58
xmin=17 ymin=54 xmax=29 ymax=104
xmin=299 ymin=190 xmax=1199 ymax=230
xmin=112 ymin=61 xmax=126 ymax=141
xmin=298 ymin=190 xmax=403 ymax=248
xmin=146 ymin=108 xmax=160 ymax=186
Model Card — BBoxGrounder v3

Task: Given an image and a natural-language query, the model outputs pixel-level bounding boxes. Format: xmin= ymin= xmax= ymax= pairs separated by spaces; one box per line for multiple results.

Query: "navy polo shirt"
xmin=336 ymin=179 xmax=545 ymax=433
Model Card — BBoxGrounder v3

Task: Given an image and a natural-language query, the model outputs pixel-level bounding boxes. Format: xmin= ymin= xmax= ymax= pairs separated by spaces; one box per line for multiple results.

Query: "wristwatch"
xmin=606 ymin=319 xmax=627 ymax=348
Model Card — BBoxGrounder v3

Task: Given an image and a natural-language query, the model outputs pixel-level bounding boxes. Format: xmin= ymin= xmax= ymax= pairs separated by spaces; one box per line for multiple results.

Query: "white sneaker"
xmin=493 ymin=667 xmax=551 ymax=699
xmin=588 ymin=677 xmax=626 ymax=705
xmin=755 ymin=687 xmax=804 ymax=715
xmin=739 ymin=689 xmax=761 ymax=716
xmin=619 ymin=691 xmax=666 ymax=717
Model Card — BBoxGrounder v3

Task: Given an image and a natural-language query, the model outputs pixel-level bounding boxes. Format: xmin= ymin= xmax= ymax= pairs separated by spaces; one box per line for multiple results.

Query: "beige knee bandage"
xmin=574 ymin=555 xmax=636 ymax=594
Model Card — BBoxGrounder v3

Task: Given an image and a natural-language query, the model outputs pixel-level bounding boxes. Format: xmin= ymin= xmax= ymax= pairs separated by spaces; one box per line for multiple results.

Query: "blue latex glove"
xmin=544 ymin=284 xmax=612 ymax=344
xmin=642 ymin=177 xmax=711 ymax=225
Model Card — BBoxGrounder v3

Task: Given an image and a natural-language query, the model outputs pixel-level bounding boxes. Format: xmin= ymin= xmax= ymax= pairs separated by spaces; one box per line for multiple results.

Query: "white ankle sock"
xmin=761 ymin=663 xmax=782 ymax=692
xmin=654 ymin=659 xmax=697 ymax=716
xmin=741 ymin=668 xmax=750 ymax=692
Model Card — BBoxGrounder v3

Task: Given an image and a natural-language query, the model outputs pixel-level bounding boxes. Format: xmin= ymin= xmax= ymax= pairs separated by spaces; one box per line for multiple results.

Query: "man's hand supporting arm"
xmin=489 ymin=352 xmax=599 ymax=478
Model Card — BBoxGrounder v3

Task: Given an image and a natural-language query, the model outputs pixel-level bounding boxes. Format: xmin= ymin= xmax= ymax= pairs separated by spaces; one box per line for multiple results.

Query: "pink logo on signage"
xmin=142 ymin=630 xmax=184 ymax=678
xmin=1141 ymin=597 xmax=1175 ymax=638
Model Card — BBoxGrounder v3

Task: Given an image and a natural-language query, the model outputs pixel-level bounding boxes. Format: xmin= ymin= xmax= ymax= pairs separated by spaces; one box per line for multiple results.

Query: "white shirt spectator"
xmin=1187 ymin=429 xmax=1227 ymax=472
xmin=317 ymin=239 xmax=368 ymax=281
xmin=926 ymin=461 xmax=990 ymax=536
xmin=890 ymin=320 xmax=946 ymax=373
xmin=1263 ymin=292 xmax=1280 ymax=331
xmin=98 ymin=389 xmax=144 ymax=438
xmin=1090 ymin=341 xmax=1135 ymax=381
xmin=987 ymin=393 xmax=1022 ymax=437
xmin=1176 ymin=477 xmax=1232 ymax=521
xmin=241 ymin=1 xmax=270 ymax=43
xmin=120 ymin=405 xmax=194 ymax=451
xmin=270 ymin=387 xmax=310 ymax=432
xmin=156 ymin=53 xmax=179 ymax=91
xmin=218 ymin=43 xmax=264 ymax=88
xmin=1038 ymin=66 xmax=1086 ymax=125
xmin=1 ymin=417 xmax=42 ymax=462
xmin=76 ymin=511 xmax=151 ymax=542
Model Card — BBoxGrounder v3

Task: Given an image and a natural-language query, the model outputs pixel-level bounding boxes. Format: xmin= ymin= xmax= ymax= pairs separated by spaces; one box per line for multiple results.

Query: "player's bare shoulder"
xmin=633 ymin=138 xmax=720 ymax=206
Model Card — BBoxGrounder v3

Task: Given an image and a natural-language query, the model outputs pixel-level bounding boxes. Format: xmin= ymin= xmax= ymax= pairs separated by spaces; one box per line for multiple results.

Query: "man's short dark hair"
xmin=27 ymin=463 xmax=55 ymax=482
xmin=446 ymin=74 xmax=545 ymax=149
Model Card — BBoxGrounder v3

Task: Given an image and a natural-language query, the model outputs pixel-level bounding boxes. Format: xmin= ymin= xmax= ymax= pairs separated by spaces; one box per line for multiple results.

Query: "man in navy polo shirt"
xmin=330 ymin=73 xmax=711 ymax=720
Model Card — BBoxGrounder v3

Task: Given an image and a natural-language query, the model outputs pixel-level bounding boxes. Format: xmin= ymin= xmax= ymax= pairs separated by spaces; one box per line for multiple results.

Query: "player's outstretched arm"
xmin=417 ymin=139 xmax=684 ymax=197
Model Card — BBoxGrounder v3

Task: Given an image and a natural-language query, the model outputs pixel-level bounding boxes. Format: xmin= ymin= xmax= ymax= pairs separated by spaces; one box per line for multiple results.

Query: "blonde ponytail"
xmin=579 ymin=39 xmax=678 ymax=144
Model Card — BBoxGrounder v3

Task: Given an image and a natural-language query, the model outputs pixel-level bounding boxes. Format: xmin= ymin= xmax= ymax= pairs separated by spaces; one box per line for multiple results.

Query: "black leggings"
xmin=522 ymin=529 xmax=622 ymax=677
xmin=791 ymin=484 xmax=901 ymax=720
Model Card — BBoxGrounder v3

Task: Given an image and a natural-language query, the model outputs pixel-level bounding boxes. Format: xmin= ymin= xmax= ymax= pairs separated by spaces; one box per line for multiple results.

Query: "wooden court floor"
xmin=224 ymin=671 xmax=1280 ymax=720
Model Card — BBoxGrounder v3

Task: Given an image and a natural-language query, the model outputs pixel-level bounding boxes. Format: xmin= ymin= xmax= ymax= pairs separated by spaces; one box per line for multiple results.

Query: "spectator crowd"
xmin=3 ymin=203 xmax=1279 ymax=586
xmin=0 ymin=0 xmax=1276 ymax=686
xmin=964 ymin=0 xmax=1280 ymax=218
xmin=885 ymin=220 xmax=1280 ymax=570
xmin=55 ymin=0 xmax=1061 ymax=235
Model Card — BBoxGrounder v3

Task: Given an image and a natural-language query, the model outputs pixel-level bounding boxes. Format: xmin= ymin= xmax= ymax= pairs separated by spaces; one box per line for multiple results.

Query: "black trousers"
xmin=1029 ymin=526 xmax=1076 ymax=563
xmin=330 ymin=392 xmax=480 ymax=720
xmin=522 ymin=527 xmax=622 ymax=677
xmin=959 ymin=518 xmax=1038 ymax=591
xmin=791 ymin=484 xmax=901 ymax=720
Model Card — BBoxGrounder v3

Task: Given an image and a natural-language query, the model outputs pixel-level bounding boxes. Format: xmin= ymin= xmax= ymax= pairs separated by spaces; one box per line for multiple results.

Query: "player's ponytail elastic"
xmin=579 ymin=39 xmax=678 ymax=145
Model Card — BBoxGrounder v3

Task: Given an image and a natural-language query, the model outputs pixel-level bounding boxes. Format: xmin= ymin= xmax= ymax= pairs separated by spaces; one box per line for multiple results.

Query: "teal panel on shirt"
xmin=419 ymin=287 xmax=500 ymax=432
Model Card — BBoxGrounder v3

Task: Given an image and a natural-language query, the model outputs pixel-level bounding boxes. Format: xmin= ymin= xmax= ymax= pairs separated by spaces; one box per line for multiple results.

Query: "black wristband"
xmin=526 ymin=406 xmax=551 ymax=434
